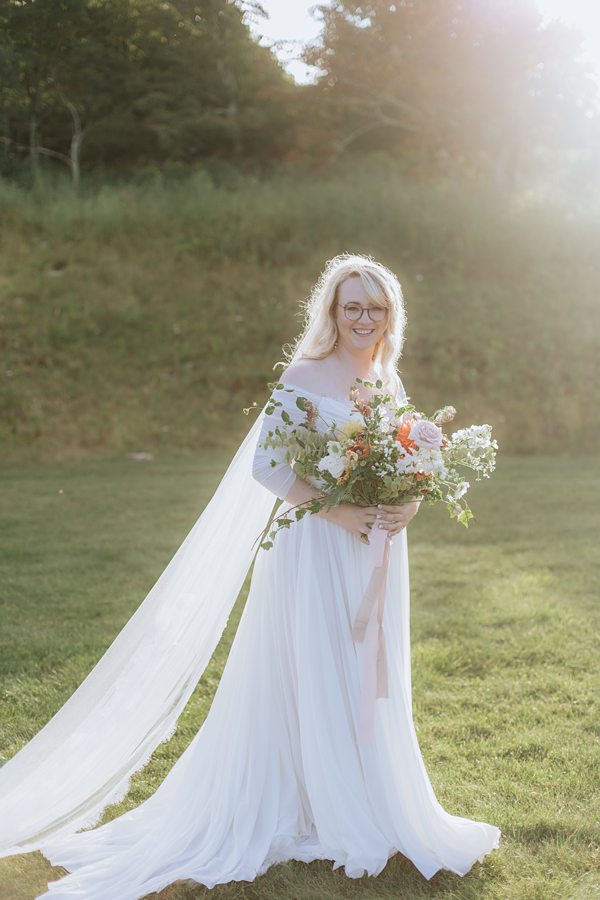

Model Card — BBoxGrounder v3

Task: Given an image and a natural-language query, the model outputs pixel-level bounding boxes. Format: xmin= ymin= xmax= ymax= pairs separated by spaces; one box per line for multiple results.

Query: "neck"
xmin=334 ymin=342 xmax=379 ymax=380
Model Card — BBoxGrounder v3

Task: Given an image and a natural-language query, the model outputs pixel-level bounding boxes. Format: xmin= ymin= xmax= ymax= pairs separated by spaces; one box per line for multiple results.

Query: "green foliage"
xmin=0 ymin=0 xmax=296 ymax=181
xmin=0 ymin=0 xmax=597 ymax=186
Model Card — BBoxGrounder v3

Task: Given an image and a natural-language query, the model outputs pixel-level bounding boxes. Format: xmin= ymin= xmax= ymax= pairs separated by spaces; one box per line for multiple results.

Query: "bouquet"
xmin=254 ymin=377 xmax=498 ymax=553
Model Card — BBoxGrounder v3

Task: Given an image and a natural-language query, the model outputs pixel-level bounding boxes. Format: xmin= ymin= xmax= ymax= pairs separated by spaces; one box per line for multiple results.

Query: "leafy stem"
xmin=251 ymin=492 xmax=331 ymax=552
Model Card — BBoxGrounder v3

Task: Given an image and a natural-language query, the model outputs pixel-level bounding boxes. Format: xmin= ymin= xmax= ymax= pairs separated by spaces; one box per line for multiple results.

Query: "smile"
xmin=352 ymin=328 xmax=375 ymax=335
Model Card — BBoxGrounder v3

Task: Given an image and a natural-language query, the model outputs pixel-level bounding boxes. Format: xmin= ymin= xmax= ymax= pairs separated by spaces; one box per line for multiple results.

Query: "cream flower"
xmin=338 ymin=420 xmax=363 ymax=441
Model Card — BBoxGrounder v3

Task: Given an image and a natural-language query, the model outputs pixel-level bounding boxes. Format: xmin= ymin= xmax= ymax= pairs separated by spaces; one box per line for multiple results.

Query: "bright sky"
xmin=245 ymin=1 xmax=324 ymax=83
xmin=247 ymin=1 xmax=600 ymax=86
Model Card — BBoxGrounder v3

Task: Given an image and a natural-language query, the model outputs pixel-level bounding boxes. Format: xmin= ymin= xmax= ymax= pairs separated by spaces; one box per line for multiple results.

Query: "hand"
xmin=375 ymin=499 xmax=422 ymax=537
xmin=320 ymin=502 xmax=380 ymax=538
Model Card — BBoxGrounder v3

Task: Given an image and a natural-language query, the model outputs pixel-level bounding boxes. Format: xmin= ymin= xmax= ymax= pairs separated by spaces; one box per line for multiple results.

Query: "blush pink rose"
xmin=409 ymin=419 xmax=443 ymax=449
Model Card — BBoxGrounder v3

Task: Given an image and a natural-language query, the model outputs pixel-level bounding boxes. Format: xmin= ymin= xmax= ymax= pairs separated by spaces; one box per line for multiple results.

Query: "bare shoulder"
xmin=277 ymin=358 xmax=331 ymax=393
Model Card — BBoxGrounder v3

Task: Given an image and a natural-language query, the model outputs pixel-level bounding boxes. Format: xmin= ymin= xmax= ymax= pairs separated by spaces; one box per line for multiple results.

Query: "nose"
xmin=357 ymin=308 xmax=371 ymax=323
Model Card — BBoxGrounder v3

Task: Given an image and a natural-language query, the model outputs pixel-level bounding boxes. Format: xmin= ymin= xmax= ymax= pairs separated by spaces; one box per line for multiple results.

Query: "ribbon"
xmin=352 ymin=524 xmax=392 ymax=743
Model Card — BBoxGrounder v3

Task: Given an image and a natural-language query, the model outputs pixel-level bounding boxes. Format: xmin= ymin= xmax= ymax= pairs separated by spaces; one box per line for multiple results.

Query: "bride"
xmin=0 ymin=253 xmax=501 ymax=898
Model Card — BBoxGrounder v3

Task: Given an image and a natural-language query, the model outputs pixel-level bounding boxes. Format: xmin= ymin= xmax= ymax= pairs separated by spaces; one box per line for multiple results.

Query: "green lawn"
xmin=0 ymin=452 xmax=598 ymax=900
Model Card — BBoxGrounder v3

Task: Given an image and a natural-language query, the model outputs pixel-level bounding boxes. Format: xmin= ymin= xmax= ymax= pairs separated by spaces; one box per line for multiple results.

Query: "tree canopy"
xmin=0 ymin=0 xmax=597 ymax=186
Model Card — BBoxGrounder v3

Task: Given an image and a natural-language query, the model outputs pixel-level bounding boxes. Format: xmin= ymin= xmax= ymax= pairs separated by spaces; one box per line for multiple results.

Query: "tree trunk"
xmin=70 ymin=131 xmax=81 ymax=189
xmin=1 ymin=110 xmax=10 ymax=160
xmin=29 ymin=110 xmax=40 ymax=176
xmin=52 ymin=79 xmax=84 ymax=189
xmin=216 ymin=51 xmax=243 ymax=158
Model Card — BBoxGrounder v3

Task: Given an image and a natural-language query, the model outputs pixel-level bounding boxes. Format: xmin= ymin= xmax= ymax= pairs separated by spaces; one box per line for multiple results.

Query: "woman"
xmin=0 ymin=253 xmax=501 ymax=898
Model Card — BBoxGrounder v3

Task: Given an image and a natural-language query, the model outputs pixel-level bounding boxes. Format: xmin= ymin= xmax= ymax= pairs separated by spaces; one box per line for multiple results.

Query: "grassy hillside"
xmin=0 ymin=452 xmax=598 ymax=898
xmin=0 ymin=168 xmax=598 ymax=462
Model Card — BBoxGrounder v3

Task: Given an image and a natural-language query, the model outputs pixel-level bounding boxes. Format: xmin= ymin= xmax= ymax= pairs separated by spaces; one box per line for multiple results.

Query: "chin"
xmin=349 ymin=334 xmax=381 ymax=349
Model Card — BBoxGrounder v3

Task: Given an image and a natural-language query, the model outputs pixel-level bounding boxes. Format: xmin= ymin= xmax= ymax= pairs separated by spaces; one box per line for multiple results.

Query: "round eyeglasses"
xmin=337 ymin=302 xmax=388 ymax=322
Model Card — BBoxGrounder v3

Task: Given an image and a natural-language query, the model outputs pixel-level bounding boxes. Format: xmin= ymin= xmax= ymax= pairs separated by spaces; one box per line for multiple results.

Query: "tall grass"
xmin=0 ymin=167 xmax=598 ymax=461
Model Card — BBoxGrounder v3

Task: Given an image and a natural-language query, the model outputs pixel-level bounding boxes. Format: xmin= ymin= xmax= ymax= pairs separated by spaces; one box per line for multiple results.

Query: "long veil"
xmin=0 ymin=407 xmax=276 ymax=859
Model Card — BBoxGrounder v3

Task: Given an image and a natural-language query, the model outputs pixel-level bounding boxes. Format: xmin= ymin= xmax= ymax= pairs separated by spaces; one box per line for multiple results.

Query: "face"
xmin=334 ymin=276 xmax=389 ymax=353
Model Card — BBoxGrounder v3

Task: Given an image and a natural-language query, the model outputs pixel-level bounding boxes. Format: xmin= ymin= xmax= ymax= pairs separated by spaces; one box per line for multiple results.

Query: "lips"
xmin=353 ymin=328 xmax=375 ymax=335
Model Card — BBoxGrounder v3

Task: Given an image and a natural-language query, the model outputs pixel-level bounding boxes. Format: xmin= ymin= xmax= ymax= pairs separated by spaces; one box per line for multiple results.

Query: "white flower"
xmin=453 ymin=480 xmax=470 ymax=500
xmin=318 ymin=453 xmax=347 ymax=479
xmin=326 ymin=440 xmax=344 ymax=455
xmin=394 ymin=456 xmax=412 ymax=475
xmin=451 ymin=424 xmax=493 ymax=450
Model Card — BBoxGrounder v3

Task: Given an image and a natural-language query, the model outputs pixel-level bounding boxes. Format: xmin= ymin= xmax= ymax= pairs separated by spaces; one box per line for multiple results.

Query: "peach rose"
xmin=409 ymin=419 xmax=443 ymax=450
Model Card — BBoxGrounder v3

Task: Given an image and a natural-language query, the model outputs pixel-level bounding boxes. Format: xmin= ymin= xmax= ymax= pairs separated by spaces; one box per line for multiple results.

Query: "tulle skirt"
xmin=38 ymin=507 xmax=501 ymax=899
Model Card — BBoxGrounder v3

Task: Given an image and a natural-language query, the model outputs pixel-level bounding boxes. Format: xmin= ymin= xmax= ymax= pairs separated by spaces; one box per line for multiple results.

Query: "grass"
xmin=1 ymin=166 xmax=599 ymax=462
xmin=0 ymin=451 xmax=598 ymax=899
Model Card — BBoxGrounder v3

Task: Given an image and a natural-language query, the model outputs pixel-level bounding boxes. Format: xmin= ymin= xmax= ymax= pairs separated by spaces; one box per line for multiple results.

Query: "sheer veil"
xmin=0 ymin=407 xmax=277 ymax=859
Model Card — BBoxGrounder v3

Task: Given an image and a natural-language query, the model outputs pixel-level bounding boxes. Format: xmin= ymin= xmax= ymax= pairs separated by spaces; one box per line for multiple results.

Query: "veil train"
xmin=0 ymin=408 xmax=276 ymax=859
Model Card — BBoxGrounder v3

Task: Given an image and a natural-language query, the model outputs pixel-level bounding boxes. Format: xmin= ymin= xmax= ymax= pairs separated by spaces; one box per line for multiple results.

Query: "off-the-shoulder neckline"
xmin=275 ymin=380 xmax=372 ymax=407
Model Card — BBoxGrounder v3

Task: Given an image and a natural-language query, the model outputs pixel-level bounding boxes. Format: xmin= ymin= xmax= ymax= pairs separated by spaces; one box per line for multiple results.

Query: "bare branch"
xmin=1 ymin=136 xmax=71 ymax=166
xmin=337 ymin=75 xmax=423 ymax=121
xmin=330 ymin=111 xmax=420 ymax=164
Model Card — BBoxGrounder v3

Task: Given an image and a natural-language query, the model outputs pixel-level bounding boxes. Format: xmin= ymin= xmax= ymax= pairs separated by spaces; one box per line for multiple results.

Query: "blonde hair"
xmin=277 ymin=252 xmax=407 ymax=402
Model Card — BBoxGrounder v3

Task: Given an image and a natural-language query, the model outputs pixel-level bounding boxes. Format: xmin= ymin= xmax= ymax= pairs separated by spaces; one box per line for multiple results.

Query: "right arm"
xmin=251 ymin=383 xmax=379 ymax=537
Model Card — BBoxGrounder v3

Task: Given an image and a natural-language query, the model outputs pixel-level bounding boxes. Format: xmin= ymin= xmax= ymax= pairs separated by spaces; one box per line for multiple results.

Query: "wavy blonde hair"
xmin=277 ymin=252 xmax=407 ymax=402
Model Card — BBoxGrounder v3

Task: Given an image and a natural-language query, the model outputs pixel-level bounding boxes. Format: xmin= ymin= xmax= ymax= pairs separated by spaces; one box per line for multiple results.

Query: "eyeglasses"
xmin=337 ymin=302 xmax=388 ymax=322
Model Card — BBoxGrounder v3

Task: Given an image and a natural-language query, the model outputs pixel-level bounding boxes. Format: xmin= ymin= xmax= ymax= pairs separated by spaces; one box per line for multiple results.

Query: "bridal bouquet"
xmin=254 ymin=378 xmax=498 ymax=551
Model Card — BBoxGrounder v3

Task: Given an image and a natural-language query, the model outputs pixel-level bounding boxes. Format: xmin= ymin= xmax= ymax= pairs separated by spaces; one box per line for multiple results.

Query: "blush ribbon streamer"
xmin=352 ymin=525 xmax=392 ymax=743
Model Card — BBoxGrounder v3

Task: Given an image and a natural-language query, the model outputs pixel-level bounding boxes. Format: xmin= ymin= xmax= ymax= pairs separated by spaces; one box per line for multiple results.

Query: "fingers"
xmin=378 ymin=516 xmax=409 ymax=531
xmin=386 ymin=525 xmax=405 ymax=536
xmin=377 ymin=503 xmax=418 ymax=511
xmin=358 ymin=502 xmax=419 ymax=535
xmin=374 ymin=521 xmax=406 ymax=532
xmin=362 ymin=506 xmax=414 ymax=532
xmin=376 ymin=511 xmax=408 ymax=524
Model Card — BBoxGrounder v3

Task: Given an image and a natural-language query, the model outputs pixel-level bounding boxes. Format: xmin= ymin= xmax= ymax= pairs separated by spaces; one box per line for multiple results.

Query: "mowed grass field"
xmin=0 ymin=451 xmax=598 ymax=900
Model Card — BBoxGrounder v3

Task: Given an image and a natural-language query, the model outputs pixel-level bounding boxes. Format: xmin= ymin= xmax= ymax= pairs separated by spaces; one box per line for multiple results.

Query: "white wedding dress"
xmin=3 ymin=381 xmax=501 ymax=898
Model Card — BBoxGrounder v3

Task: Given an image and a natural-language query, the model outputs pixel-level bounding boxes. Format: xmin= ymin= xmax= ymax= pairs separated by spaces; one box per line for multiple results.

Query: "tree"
xmin=301 ymin=0 xmax=599 ymax=187
xmin=0 ymin=0 xmax=141 ymax=186
xmin=0 ymin=0 xmax=297 ymax=180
